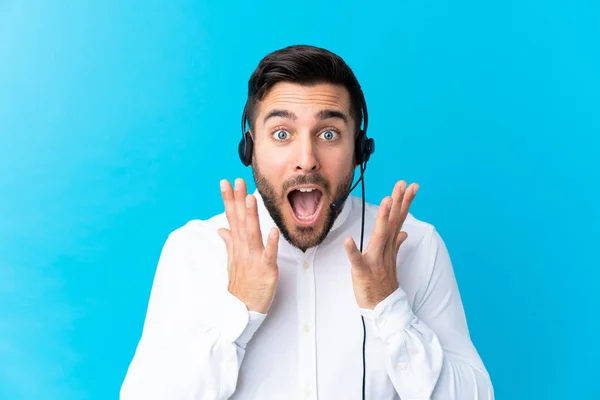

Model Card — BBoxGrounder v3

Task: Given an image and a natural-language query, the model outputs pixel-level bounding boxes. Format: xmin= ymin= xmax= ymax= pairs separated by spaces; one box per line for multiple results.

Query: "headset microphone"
xmin=329 ymin=164 xmax=367 ymax=216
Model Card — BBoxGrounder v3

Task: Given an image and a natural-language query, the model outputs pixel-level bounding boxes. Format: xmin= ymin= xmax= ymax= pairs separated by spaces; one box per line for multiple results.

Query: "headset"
xmin=239 ymin=87 xmax=374 ymax=400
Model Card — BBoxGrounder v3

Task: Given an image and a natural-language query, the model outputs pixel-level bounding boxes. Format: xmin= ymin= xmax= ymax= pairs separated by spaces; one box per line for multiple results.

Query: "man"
xmin=121 ymin=45 xmax=494 ymax=399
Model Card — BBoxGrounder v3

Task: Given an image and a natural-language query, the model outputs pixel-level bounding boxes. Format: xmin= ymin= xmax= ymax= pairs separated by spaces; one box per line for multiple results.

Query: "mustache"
xmin=283 ymin=174 xmax=331 ymax=196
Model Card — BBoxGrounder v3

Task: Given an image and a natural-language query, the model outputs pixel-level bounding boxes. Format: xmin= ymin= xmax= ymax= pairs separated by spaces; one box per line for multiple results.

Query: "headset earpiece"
xmin=238 ymin=130 xmax=254 ymax=166
xmin=355 ymin=129 xmax=375 ymax=165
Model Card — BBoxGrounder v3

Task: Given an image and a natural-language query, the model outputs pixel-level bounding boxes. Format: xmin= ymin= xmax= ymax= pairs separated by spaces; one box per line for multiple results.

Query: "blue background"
xmin=1 ymin=1 xmax=598 ymax=399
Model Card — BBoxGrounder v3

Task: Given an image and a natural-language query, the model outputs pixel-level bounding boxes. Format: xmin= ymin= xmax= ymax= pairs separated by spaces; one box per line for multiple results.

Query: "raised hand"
xmin=217 ymin=178 xmax=280 ymax=314
xmin=344 ymin=180 xmax=419 ymax=309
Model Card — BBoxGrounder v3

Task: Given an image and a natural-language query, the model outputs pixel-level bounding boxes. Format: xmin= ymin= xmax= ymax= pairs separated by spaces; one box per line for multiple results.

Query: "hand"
xmin=217 ymin=178 xmax=280 ymax=314
xmin=344 ymin=180 xmax=419 ymax=309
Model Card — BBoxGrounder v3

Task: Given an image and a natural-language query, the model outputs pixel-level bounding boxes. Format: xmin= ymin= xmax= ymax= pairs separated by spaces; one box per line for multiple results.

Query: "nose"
xmin=294 ymin=135 xmax=320 ymax=173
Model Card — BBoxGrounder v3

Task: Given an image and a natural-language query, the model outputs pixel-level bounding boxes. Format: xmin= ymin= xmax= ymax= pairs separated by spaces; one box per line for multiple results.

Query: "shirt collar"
xmin=253 ymin=188 xmax=354 ymax=253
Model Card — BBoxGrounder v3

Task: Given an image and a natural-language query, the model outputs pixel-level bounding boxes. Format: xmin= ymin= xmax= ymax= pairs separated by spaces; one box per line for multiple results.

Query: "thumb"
xmin=344 ymin=237 xmax=364 ymax=266
xmin=395 ymin=231 xmax=408 ymax=255
xmin=262 ymin=227 xmax=279 ymax=267
xmin=218 ymin=228 xmax=233 ymax=261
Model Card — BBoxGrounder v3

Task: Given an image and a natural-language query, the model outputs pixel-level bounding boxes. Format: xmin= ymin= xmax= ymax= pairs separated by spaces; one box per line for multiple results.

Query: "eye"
xmin=320 ymin=129 xmax=339 ymax=141
xmin=273 ymin=129 xmax=290 ymax=141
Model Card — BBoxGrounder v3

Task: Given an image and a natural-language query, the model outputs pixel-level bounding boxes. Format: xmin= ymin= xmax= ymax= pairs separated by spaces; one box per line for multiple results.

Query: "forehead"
xmin=258 ymin=82 xmax=352 ymax=119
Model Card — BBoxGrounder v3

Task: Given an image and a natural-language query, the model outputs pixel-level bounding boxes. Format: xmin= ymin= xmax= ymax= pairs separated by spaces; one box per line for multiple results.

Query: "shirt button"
xmin=376 ymin=316 xmax=386 ymax=326
xmin=303 ymin=324 xmax=310 ymax=333
xmin=396 ymin=362 xmax=408 ymax=370
xmin=303 ymin=260 xmax=309 ymax=269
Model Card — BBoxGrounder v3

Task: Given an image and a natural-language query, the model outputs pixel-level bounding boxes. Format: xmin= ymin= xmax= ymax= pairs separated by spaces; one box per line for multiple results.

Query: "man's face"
xmin=251 ymin=82 xmax=357 ymax=251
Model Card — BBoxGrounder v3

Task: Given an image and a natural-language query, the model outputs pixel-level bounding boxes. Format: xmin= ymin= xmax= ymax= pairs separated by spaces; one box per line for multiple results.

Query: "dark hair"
xmin=243 ymin=45 xmax=365 ymax=136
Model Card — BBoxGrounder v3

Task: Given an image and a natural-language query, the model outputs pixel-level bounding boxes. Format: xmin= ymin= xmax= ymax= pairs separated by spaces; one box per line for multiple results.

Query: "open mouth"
xmin=287 ymin=186 xmax=325 ymax=226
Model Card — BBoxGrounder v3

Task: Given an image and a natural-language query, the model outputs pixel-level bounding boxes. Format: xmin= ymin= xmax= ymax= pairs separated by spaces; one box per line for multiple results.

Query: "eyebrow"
xmin=263 ymin=109 xmax=349 ymax=125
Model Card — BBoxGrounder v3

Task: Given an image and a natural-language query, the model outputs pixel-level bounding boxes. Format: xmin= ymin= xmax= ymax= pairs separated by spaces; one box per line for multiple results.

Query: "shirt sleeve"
xmin=120 ymin=228 xmax=266 ymax=400
xmin=360 ymin=227 xmax=494 ymax=400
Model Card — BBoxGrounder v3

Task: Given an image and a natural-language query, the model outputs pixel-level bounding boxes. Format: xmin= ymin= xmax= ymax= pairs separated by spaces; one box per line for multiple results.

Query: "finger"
xmin=395 ymin=231 xmax=409 ymax=255
xmin=233 ymin=178 xmax=248 ymax=248
xmin=398 ymin=183 xmax=419 ymax=228
xmin=217 ymin=228 xmax=234 ymax=272
xmin=220 ymin=179 xmax=238 ymax=236
xmin=245 ymin=194 xmax=265 ymax=254
xmin=387 ymin=180 xmax=406 ymax=252
xmin=344 ymin=236 xmax=366 ymax=269
xmin=262 ymin=227 xmax=280 ymax=268
xmin=367 ymin=196 xmax=392 ymax=255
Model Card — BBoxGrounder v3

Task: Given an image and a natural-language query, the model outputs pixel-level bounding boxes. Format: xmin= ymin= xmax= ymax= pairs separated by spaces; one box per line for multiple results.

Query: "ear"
xmin=249 ymin=130 xmax=257 ymax=165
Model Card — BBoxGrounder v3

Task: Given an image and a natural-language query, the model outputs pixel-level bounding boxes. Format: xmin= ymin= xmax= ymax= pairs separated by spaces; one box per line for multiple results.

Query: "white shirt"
xmin=121 ymin=190 xmax=494 ymax=400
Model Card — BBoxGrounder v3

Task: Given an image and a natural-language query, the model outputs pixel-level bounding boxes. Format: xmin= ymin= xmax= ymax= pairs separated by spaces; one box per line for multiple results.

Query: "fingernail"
xmin=220 ymin=180 xmax=227 ymax=191
xmin=235 ymin=178 xmax=241 ymax=190
xmin=269 ymin=228 xmax=277 ymax=238
xmin=414 ymin=184 xmax=419 ymax=194
xmin=246 ymin=195 xmax=252 ymax=208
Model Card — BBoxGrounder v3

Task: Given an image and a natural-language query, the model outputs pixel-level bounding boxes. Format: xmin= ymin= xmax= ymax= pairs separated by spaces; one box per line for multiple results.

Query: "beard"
xmin=252 ymin=162 xmax=355 ymax=252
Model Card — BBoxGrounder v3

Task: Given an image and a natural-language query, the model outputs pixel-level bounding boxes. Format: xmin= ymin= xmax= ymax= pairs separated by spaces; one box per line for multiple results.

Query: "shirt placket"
xmin=297 ymin=248 xmax=318 ymax=400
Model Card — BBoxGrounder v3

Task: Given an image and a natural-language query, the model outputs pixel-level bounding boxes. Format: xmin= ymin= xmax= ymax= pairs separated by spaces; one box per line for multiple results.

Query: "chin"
xmin=254 ymin=175 xmax=339 ymax=250
xmin=283 ymin=199 xmax=330 ymax=250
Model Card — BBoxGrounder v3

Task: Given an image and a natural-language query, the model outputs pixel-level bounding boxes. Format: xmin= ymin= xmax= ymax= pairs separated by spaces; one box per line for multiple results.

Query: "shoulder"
xmin=158 ymin=211 xmax=230 ymax=267
xmin=167 ymin=211 xmax=228 ymax=243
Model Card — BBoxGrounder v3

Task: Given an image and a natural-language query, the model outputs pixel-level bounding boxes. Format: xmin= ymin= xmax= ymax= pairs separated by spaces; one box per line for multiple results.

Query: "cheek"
xmin=254 ymin=147 xmax=289 ymax=191
xmin=257 ymin=153 xmax=287 ymax=179
xmin=255 ymin=138 xmax=288 ymax=165
xmin=322 ymin=147 xmax=354 ymax=171
xmin=263 ymin=150 xmax=287 ymax=167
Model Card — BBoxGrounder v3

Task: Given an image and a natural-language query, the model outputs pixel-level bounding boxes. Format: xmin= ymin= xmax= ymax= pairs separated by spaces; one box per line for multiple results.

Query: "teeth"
xmin=298 ymin=188 xmax=315 ymax=192
xmin=297 ymin=210 xmax=318 ymax=220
